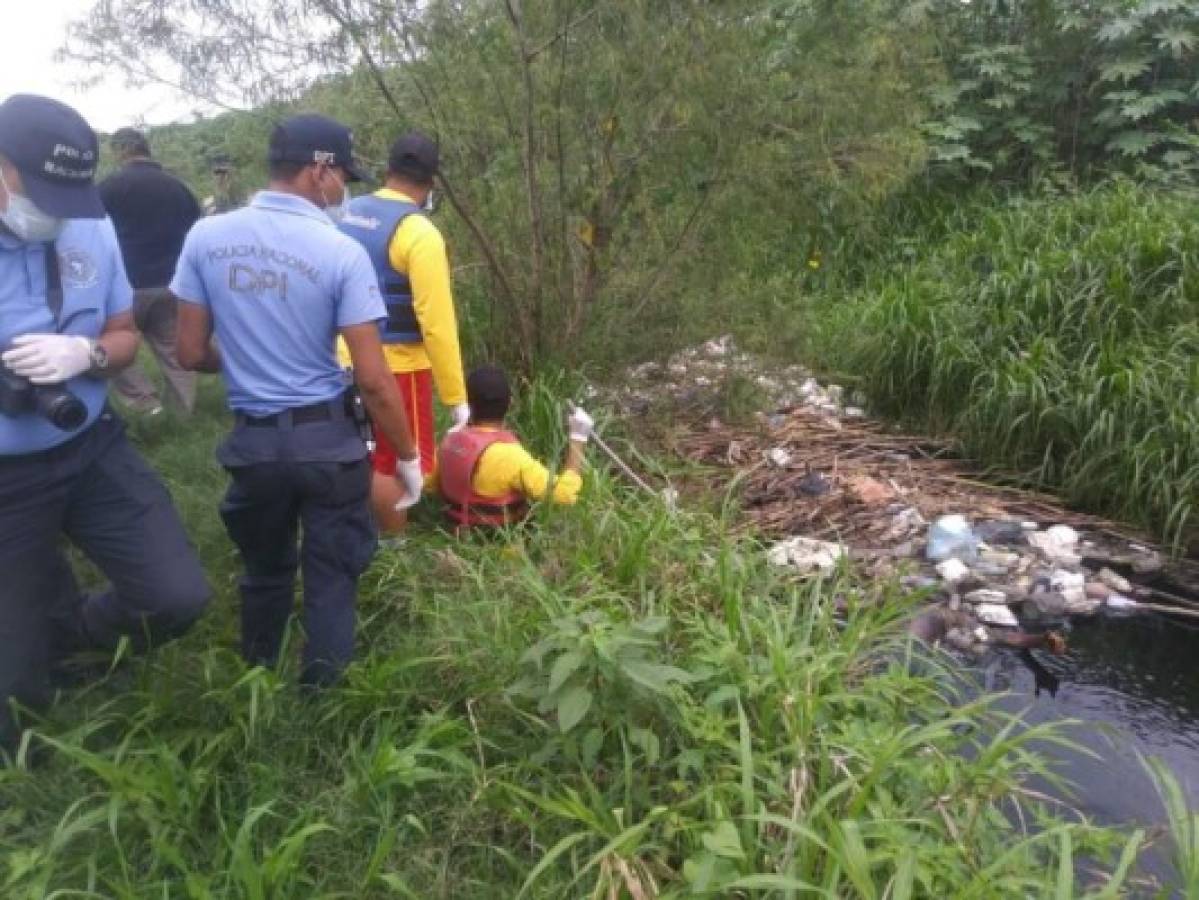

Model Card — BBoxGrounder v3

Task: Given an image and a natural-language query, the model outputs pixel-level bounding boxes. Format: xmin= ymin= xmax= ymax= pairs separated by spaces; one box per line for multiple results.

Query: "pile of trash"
xmin=761 ymin=504 xmax=1184 ymax=653
xmin=625 ymin=337 xmax=1199 ymax=654
xmin=604 ymin=335 xmax=860 ymax=421
xmin=904 ymin=516 xmax=1155 ymax=652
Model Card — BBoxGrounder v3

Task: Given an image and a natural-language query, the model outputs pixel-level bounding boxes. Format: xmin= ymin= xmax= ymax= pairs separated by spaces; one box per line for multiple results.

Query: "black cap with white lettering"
xmin=268 ymin=114 xmax=369 ymax=182
xmin=0 ymin=94 xmax=103 ymax=218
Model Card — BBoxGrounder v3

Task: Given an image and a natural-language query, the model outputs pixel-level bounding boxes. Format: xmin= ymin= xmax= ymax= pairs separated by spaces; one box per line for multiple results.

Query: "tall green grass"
xmin=1144 ymin=755 xmax=1199 ymax=897
xmin=0 ymin=378 xmax=1167 ymax=895
xmin=815 ymin=183 xmax=1199 ymax=550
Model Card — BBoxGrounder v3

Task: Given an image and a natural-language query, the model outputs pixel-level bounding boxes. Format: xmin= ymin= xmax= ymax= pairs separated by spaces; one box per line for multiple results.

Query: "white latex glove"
xmin=448 ymin=402 xmax=471 ymax=433
xmin=394 ymin=456 xmax=424 ymax=511
xmin=567 ymin=407 xmax=594 ymax=443
xmin=2 ymin=334 xmax=93 ymax=385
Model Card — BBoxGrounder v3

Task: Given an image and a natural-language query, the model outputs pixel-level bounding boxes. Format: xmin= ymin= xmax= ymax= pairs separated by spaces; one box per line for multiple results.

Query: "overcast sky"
xmin=3 ymin=0 xmax=203 ymax=133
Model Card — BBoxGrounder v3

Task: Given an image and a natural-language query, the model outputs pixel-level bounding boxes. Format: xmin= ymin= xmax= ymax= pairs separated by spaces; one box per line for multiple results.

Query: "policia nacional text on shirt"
xmin=0 ymin=95 xmax=211 ymax=753
xmin=173 ymin=114 xmax=424 ymax=687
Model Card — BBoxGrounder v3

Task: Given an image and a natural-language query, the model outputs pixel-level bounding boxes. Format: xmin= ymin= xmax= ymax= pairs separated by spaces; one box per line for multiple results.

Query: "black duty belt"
xmin=240 ymin=397 xmax=342 ymax=428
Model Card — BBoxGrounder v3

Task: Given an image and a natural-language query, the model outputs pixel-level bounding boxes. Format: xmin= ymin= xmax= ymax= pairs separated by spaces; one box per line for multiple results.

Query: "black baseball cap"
xmin=0 ymin=94 xmax=103 ymax=219
xmin=268 ymin=114 xmax=369 ymax=182
xmin=388 ymin=132 xmax=439 ymax=183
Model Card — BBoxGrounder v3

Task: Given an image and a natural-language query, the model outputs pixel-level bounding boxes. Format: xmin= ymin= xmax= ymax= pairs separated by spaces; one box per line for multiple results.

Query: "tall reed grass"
xmin=818 ymin=183 xmax=1198 ymax=550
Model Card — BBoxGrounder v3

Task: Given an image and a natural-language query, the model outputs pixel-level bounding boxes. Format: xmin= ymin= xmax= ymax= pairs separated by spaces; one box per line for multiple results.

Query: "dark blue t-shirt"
xmin=99 ymin=159 xmax=201 ymax=289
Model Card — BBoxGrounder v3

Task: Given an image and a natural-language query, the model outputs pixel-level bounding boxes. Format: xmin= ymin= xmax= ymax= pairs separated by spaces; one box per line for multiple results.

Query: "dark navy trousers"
xmin=218 ymin=413 xmax=376 ymax=687
xmin=0 ymin=411 xmax=211 ymax=750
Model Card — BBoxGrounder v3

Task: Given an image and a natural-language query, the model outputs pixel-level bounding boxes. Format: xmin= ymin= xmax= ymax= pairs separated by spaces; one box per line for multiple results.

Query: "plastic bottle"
xmin=926 ymin=514 xmax=979 ymax=563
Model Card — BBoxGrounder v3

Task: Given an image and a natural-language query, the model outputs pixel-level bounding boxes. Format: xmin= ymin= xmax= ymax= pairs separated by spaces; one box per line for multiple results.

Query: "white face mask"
xmin=0 ymin=168 xmax=65 ymax=243
xmin=319 ymin=167 xmax=350 ymax=223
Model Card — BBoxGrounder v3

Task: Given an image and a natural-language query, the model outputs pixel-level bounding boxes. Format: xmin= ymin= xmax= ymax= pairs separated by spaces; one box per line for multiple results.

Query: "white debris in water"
xmin=935 ymin=558 xmax=970 ymax=583
xmin=766 ymin=536 xmax=846 ymax=576
xmin=976 ymin=603 xmax=1018 ymax=628
xmin=964 ymin=589 xmax=1008 ymax=606
xmin=1046 ymin=524 xmax=1079 ymax=547
xmin=1027 ymin=529 xmax=1082 ymax=566
xmin=973 ymin=626 xmax=990 ymax=643
xmin=927 ymin=514 xmax=979 ymax=562
xmin=1098 ymin=568 xmax=1133 ymax=594
xmin=978 ymin=549 xmax=1021 ymax=570
xmin=1049 ymin=570 xmax=1087 ymax=605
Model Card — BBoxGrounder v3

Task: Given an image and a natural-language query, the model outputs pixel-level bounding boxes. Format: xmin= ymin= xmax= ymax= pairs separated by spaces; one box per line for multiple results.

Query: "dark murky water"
xmin=982 ymin=611 xmax=1199 ymax=892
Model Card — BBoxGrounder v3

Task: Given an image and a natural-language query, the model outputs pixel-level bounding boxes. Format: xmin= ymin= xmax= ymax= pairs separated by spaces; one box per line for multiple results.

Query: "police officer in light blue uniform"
xmin=0 ymin=95 xmax=211 ymax=754
xmin=174 ymin=114 xmax=424 ymax=687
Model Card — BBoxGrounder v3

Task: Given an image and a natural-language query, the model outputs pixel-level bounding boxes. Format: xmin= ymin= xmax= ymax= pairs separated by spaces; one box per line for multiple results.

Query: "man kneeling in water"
xmin=427 ymin=365 xmax=592 ymax=528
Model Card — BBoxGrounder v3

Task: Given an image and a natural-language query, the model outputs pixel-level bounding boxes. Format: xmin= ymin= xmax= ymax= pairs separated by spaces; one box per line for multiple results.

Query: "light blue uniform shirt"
xmin=0 ymin=219 xmax=132 ymax=455
xmin=170 ymin=191 xmax=385 ymax=417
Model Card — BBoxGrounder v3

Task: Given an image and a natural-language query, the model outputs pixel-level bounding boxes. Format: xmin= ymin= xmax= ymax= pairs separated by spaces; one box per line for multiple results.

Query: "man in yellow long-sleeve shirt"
xmin=338 ymin=132 xmax=467 ymax=532
xmin=427 ymin=366 xmax=592 ymax=529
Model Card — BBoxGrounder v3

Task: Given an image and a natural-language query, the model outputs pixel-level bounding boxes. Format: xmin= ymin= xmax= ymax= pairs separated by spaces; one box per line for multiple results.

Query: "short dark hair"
xmin=466 ymin=365 xmax=512 ymax=422
xmin=268 ymin=159 xmax=308 ymax=182
xmin=111 ymin=127 xmax=150 ymax=157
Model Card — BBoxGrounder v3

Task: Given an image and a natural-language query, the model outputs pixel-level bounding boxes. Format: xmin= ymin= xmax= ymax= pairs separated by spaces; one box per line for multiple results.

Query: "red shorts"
xmin=371 ymin=369 xmax=435 ymax=476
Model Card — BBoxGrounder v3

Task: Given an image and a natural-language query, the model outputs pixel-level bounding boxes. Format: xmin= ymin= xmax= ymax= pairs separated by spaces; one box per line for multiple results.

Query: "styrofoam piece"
xmin=1045 ymin=524 xmax=1079 ymax=547
xmin=766 ymin=536 xmax=847 ymax=576
xmin=1049 ymin=570 xmax=1086 ymax=604
xmin=1027 ymin=530 xmax=1082 ymax=565
xmin=935 ymin=558 xmax=970 ymax=583
xmin=976 ymin=604 xmax=1018 ymax=627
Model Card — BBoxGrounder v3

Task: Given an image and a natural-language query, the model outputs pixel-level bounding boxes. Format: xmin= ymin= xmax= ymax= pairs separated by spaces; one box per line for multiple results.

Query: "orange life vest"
xmin=437 ymin=427 xmax=530 ymax=527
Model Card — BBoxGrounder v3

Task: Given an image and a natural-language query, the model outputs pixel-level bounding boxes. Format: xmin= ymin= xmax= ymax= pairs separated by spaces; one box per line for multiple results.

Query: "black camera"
xmin=0 ymin=368 xmax=88 ymax=431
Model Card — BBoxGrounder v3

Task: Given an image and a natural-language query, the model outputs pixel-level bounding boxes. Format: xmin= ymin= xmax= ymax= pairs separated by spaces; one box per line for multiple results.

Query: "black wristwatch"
xmin=88 ymin=339 xmax=109 ymax=373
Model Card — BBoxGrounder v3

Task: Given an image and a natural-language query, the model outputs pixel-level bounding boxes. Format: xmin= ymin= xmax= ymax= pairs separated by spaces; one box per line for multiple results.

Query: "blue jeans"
xmin=220 ymin=456 xmax=375 ymax=686
xmin=0 ymin=411 xmax=211 ymax=750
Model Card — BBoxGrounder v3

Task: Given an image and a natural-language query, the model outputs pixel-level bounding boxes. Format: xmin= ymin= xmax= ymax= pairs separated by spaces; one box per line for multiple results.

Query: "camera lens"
xmin=36 ymin=387 xmax=88 ymax=431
